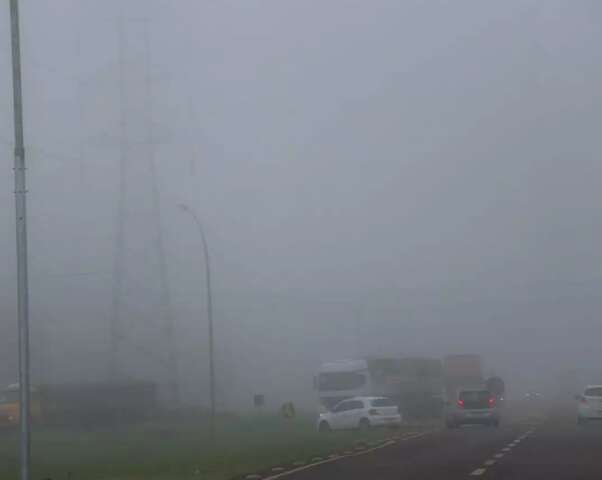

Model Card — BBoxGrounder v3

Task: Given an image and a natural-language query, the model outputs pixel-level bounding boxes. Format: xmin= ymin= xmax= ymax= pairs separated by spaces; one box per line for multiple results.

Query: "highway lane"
xmin=268 ymin=413 xmax=541 ymax=480
xmin=489 ymin=412 xmax=602 ymax=479
xmin=260 ymin=404 xmax=602 ymax=480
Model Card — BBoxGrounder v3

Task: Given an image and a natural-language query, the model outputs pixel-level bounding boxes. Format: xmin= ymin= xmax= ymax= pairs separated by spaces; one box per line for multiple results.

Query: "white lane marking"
xmin=261 ymin=441 xmax=394 ymax=480
xmin=494 ymin=454 xmax=504 ymax=458
xmin=502 ymin=447 xmax=511 ymax=452
xmin=261 ymin=432 xmax=432 ymax=480
xmin=471 ymin=468 xmax=487 ymax=476
xmin=484 ymin=460 xmax=496 ymax=466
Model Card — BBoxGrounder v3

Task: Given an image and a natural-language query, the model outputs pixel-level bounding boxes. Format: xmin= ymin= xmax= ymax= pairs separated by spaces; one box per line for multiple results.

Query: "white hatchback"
xmin=577 ymin=385 xmax=602 ymax=424
xmin=317 ymin=396 xmax=402 ymax=432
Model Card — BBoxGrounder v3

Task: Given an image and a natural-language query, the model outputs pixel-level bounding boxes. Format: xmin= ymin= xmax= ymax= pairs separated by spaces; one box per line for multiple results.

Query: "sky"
xmin=1 ymin=0 xmax=602 ymax=408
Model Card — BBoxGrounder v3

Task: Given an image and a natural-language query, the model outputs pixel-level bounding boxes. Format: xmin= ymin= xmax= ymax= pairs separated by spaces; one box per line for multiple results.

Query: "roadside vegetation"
xmin=0 ymin=412 xmax=419 ymax=480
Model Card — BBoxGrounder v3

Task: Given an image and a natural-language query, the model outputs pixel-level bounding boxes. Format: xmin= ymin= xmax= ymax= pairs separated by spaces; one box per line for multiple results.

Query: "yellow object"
xmin=0 ymin=384 xmax=41 ymax=427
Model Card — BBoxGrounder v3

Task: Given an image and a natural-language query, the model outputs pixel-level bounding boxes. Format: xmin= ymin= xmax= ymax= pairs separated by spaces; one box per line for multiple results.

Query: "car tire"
xmin=318 ymin=421 xmax=331 ymax=433
xmin=358 ymin=418 xmax=371 ymax=431
xmin=577 ymin=416 xmax=586 ymax=426
xmin=446 ymin=418 xmax=457 ymax=429
xmin=492 ymin=419 xmax=500 ymax=428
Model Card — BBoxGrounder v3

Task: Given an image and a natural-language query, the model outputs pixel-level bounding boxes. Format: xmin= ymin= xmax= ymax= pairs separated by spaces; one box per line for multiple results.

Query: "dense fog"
xmin=1 ymin=0 xmax=602 ymax=411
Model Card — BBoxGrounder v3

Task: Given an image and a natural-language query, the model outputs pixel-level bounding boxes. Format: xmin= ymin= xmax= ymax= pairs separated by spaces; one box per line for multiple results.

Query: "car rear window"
xmin=585 ymin=387 xmax=602 ymax=397
xmin=459 ymin=390 xmax=490 ymax=402
xmin=371 ymin=398 xmax=396 ymax=407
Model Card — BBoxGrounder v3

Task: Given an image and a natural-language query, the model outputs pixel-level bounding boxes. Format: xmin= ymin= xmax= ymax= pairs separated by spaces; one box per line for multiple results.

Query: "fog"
xmin=1 ymin=0 xmax=602 ymax=410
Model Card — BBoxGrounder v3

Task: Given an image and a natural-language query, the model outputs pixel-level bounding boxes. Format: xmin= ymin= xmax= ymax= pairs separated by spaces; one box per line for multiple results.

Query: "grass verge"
xmin=0 ymin=414 xmax=420 ymax=480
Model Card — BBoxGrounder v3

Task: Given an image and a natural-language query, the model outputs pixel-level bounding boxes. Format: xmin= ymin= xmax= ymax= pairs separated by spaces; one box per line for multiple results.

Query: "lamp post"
xmin=178 ymin=204 xmax=216 ymax=439
xmin=10 ymin=1 xmax=31 ymax=479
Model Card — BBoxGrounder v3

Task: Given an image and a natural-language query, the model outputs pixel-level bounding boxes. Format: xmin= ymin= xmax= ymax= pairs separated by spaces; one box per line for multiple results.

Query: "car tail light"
xmin=489 ymin=397 xmax=496 ymax=408
xmin=457 ymin=399 xmax=465 ymax=408
xmin=368 ymin=409 xmax=380 ymax=415
xmin=581 ymin=397 xmax=588 ymax=405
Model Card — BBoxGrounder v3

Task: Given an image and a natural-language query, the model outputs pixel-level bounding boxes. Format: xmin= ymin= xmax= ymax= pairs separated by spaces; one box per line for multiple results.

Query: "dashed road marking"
xmin=260 ymin=431 xmax=432 ymax=480
xmin=469 ymin=429 xmax=535 ymax=477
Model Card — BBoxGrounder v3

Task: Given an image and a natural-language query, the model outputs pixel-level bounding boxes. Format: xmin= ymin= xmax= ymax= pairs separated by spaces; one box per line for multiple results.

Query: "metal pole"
xmin=9 ymin=1 xmax=31 ymax=479
xmin=110 ymin=15 xmax=127 ymax=380
xmin=179 ymin=205 xmax=215 ymax=438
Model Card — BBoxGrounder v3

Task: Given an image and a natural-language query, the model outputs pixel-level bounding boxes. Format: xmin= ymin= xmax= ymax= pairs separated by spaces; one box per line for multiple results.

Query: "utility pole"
xmin=110 ymin=15 xmax=127 ymax=380
xmin=143 ymin=22 xmax=180 ymax=405
xmin=9 ymin=1 xmax=31 ymax=479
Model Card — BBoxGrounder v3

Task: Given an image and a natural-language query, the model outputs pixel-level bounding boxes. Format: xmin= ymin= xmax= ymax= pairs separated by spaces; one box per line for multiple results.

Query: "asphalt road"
xmin=271 ymin=404 xmax=602 ymax=480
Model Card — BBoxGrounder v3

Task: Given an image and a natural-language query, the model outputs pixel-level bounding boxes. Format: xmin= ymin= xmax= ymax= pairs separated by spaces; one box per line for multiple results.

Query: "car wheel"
xmin=577 ymin=416 xmax=586 ymax=426
xmin=318 ymin=421 xmax=331 ymax=433
xmin=358 ymin=418 xmax=371 ymax=431
xmin=492 ymin=419 xmax=500 ymax=428
xmin=446 ymin=418 xmax=457 ymax=429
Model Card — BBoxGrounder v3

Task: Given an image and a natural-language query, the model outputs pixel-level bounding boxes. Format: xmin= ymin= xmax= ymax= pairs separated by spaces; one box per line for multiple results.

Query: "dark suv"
xmin=445 ymin=388 xmax=500 ymax=428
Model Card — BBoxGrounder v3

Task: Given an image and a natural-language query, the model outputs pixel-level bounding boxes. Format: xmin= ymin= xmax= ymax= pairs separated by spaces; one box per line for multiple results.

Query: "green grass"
xmin=0 ymin=414 xmax=416 ymax=480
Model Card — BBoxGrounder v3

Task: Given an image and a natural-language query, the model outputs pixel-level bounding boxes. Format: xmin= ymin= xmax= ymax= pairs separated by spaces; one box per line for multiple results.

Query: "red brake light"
xmin=457 ymin=399 xmax=465 ymax=408
xmin=489 ymin=397 xmax=496 ymax=407
xmin=581 ymin=397 xmax=588 ymax=405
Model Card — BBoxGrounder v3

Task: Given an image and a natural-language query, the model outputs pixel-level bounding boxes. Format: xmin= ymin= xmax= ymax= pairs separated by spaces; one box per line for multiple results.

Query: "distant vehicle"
xmin=0 ymin=381 xmax=157 ymax=427
xmin=525 ymin=392 xmax=542 ymax=401
xmin=0 ymin=384 xmax=41 ymax=427
xmin=486 ymin=376 xmax=505 ymax=398
xmin=443 ymin=354 xmax=484 ymax=401
xmin=445 ymin=388 xmax=500 ymax=428
xmin=317 ymin=396 xmax=401 ymax=432
xmin=315 ymin=357 xmax=443 ymax=417
xmin=576 ymin=385 xmax=602 ymax=425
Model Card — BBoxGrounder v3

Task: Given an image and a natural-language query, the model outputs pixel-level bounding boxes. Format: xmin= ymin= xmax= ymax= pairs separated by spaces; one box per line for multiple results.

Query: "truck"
xmin=395 ymin=357 xmax=445 ymax=418
xmin=315 ymin=356 xmax=444 ymax=418
xmin=0 ymin=381 xmax=157 ymax=427
xmin=443 ymin=354 xmax=484 ymax=400
xmin=485 ymin=376 xmax=505 ymax=400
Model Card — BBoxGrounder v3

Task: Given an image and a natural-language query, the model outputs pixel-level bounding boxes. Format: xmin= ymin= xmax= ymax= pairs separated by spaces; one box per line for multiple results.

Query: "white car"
xmin=317 ymin=396 xmax=402 ymax=432
xmin=577 ymin=385 xmax=602 ymax=424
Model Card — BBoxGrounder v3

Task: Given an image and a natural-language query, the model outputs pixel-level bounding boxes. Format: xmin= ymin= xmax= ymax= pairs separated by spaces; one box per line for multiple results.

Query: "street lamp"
xmin=178 ymin=204 xmax=216 ymax=439
xmin=10 ymin=1 xmax=32 ymax=479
